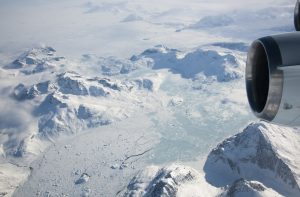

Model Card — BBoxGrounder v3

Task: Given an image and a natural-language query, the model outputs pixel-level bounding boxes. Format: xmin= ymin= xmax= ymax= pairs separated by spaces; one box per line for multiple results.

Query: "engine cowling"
xmin=246 ymin=0 xmax=300 ymax=125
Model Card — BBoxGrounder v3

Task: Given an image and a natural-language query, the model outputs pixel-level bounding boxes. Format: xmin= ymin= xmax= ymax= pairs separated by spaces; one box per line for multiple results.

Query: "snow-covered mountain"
xmin=4 ymin=46 xmax=65 ymax=75
xmin=220 ymin=179 xmax=282 ymax=197
xmin=131 ymin=45 xmax=243 ymax=82
xmin=2 ymin=43 xmax=298 ymax=197
xmin=2 ymin=46 xmax=169 ymax=154
xmin=204 ymin=122 xmax=300 ymax=196
xmin=0 ymin=44 xmax=250 ymax=196
xmin=122 ymin=122 xmax=300 ymax=197
xmin=3 ymin=43 xmax=299 ymax=197
xmin=80 ymin=44 xmax=244 ymax=83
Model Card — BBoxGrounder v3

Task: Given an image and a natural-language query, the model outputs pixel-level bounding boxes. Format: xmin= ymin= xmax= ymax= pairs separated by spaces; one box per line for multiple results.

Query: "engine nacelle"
xmin=246 ymin=33 xmax=300 ymax=125
xmin=246 ymin=0 xmax=300 ymax=125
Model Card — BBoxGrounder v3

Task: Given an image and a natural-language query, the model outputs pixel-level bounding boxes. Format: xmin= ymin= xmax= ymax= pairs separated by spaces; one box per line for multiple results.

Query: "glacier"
xmin=0 ymin=44 xmax=251 ymax=196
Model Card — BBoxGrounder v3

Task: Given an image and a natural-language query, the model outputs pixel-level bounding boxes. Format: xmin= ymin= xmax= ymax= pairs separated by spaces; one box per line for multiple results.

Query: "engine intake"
xmin=246 ymin=33 xmax=300 ymax=125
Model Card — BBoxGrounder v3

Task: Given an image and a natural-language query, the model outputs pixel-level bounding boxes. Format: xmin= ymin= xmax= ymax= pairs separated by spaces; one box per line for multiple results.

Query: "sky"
xmin=0 ymin=0 xmax=295 ymax=59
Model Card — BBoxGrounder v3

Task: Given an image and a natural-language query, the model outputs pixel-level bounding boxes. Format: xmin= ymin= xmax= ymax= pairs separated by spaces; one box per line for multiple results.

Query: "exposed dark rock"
xmin=226 ymin=179 xmax=266 ymax=197
xmin=124 ymin=165 xmax=200 ymax=197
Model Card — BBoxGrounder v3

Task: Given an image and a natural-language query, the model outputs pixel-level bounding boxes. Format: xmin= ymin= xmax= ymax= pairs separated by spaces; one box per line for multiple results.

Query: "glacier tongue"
xmin=0 ymin=44 xmax=272 ymax=196
xmin=0 ymin=43 xmax=252 ymax=196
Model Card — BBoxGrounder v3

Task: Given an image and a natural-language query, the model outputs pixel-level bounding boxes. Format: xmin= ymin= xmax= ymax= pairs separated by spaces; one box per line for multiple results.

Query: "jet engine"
xmin=246 ymin=0 xmax=300 ymax=125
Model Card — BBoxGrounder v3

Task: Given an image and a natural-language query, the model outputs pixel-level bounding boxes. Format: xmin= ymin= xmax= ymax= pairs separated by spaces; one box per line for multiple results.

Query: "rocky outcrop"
xmin=11 ymin=71 xmax=130 ymax=100
xmin=57 ymin=72 xmax=89 ymax=96
xmin=221 ymin=179 xmax=282 ymax=197
xmin=4 ymin=46 xmax=65 ymax=74
xmin=123 ymin=165 xmax=203 ymax=197
xmin=97 ymin=56 xmax=138 ymax=76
